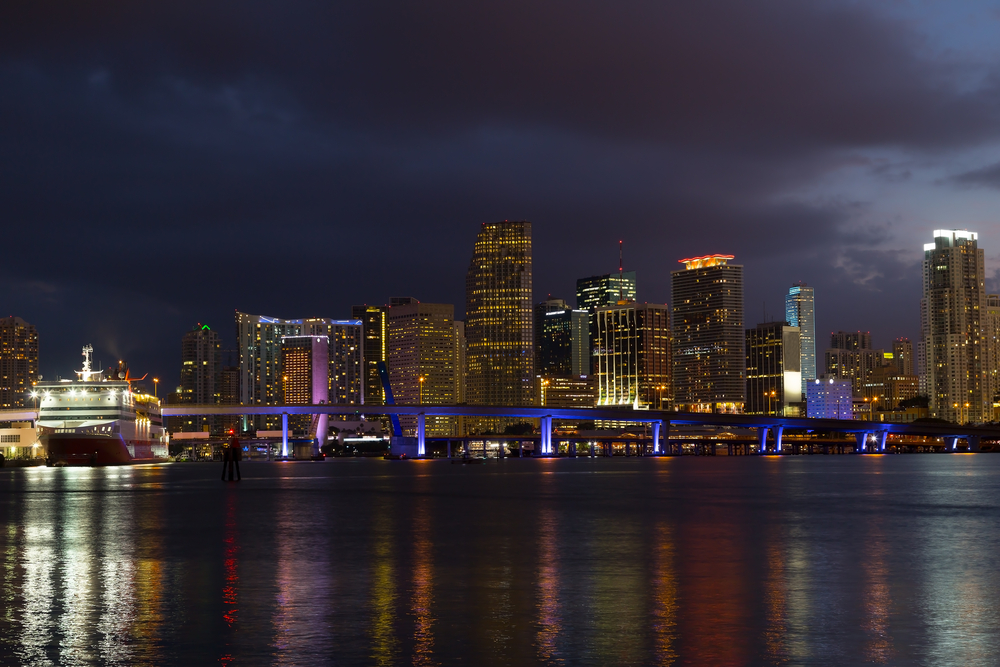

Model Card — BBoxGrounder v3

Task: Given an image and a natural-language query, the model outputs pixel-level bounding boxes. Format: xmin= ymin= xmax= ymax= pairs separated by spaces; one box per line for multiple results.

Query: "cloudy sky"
xmin=4 ymin=1 xmax=1000 ymax=388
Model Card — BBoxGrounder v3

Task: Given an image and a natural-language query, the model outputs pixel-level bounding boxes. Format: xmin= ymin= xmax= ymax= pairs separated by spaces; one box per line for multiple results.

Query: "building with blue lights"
xmin=806 ymin=378 xmax=853 ymax=420
xmin=785 ymin=282 xmax=816 ymax=395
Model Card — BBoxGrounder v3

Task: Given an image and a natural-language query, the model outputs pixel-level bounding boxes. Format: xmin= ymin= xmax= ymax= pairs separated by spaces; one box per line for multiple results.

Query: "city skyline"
xmin=6 ymin=3 xmax=1000 ymax=390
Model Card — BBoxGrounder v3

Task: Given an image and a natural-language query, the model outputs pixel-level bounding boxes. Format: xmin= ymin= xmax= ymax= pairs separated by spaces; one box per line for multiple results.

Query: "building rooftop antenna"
xmin=618 ymin=240 xmax=624 ymax=304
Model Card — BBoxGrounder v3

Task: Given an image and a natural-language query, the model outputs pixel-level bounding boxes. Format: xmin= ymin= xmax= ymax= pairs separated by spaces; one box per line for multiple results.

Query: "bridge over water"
xmin=152 ymin=404 xmax=1000 ymax=457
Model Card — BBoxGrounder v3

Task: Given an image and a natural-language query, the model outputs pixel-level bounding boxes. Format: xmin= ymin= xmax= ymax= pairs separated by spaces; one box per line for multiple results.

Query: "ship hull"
xmin=42 ymin=433 xmax=166 ymax=466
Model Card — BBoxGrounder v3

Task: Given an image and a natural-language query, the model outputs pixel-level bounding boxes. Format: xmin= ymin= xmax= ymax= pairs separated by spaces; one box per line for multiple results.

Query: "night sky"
xmin=4 ymin=1 xmax=1000 ymax=390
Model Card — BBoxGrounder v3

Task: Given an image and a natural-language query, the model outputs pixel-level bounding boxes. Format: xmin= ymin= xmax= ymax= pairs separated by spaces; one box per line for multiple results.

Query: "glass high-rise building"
xmin=465 ymin=221 xmax=534 ymax=410
xmin=576 ymin=271 xmax=637 ymax=313
xmin=671 ymin=254 xmax=745 ymax=413
xmin=593 ymin=303 xmax=671 ymax=409
xmin=535 ymin=298 xmax=590 ymax=378
xmin=745 ymin=321 xmax=801 ymax=416
xmin=922 ymin=229 xmax=988 ymax=423
xmin=0 ymin=316 xmax=38 ymax=409
xmin=784 ymin=282 xmax=816 ymax=394
xmin=352 ymin=304 xmax=387 ymax=406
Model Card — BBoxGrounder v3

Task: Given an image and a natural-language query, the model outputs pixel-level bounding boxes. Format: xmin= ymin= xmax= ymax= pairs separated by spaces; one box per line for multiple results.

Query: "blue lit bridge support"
xmin=855 ymin=432 xmax=867 ymax=454
xmin=417 ymin=413 xmax=425 ymax=457
xmin=758 ymin=427 xmax=769 ymax=454
xmin=652 ymin=420 xmax=662 ymax=454
xmin=282 ymin=413 xmax=289 ymax=457
xmin=774 ymin=425 xmax=784 ymax=453
xmin=968 ymin=436 xmax=981 ymax=452
xmin=946 ymin=436 xmax=959 ymax=452
xmin=877 ymin=430 xmax=888 ymax=452
xmin=540 ymin=416 xmax=552 ymax=455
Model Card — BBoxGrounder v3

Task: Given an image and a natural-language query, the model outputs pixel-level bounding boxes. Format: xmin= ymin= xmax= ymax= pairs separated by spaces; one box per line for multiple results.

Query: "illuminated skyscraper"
xmin=178 ymin=323 xmax=221 ymax=432
xmin=891 ymin=337 xmax=914 ymax=376
xmin=593 ymin=303 xmax=671 ymax=409
xmin=237 ymin=312 xmax=362 ymax=429
xmin=576 ymin=272 xmax=637 ymax=313
xmin=386 ymin=298 xmax=458 ymax=436
xmin=535 ymin=298 xmax=590 ymax=377
xmin=671 ymin=254 xmax=745 ymax=413
xmin=465 ymin=221 xmax=534 ymax=411
xmin=352 ymin=304 xmax=387 ymax=406
xmin=0 ymin=316 xmax=38 ymax=409
xmin=922 ymin=230 xmax=988 ymax=423
xmin=784 ymin=282 xmax=815 ymax=394
xmin=823 ymin=331 xmax=884 ymax=396
xmin=745 ymin=322 xmax=801 ymax=416
xmin=280 ymin=335 xmax=330 ymax=438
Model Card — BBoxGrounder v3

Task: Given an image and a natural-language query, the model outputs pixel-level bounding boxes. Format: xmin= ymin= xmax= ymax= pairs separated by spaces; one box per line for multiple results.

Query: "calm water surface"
xmin=2 ymin=455 xmax=1000 ymax=666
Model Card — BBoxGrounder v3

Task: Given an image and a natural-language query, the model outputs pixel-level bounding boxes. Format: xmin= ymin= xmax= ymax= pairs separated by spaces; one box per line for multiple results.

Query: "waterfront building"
xmin=785 ymin=282 xmax=816 ymax=394
xmin=806 ymin=378 xmax=853 ymax=419
xmin=352 ymin=304 xmax=387 ymax=406
xmin=537 ymin=375 xmax=597 ymax=409
xmin=922 ymin=229 xmax=988 ymax=423
xmin=535 ymin=298 xmax=590 ymax=377
xmin=986 ymin=296 xmax=1000 ymax=406
xmin=237 ymin=312 xmax=363 ymax=430
xmin=823 ymin=331 xmax=884 ymax=396
xmin=177 ymin=324 xmax=221 ymax=432
xmin=745 ymin=322 xmax=801 ymax=416
xmin=281 ymin=335 xmax=330 ymax=437
xmin=593 ymin=303 xmax=671 ymax=409
xmin=465 ymin=221 xmax=534 ymax=414
xmin=0 ymin=316 xmax=38 ymax=409
xmin=387 ymin=298 xmax=458 ymax=436
xmin=671 ymin=254 xmax=745 ymax=413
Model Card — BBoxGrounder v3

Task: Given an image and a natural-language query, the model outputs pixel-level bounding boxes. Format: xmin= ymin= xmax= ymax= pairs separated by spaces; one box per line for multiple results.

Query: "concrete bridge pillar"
xmin=877 ymin=430 xmax=888 ymax=452
xmin=417 ymin=413 xmax=425 ymax=457
xmin=281 ymin=413 xmax=289 ymax=457
xmin=652 ymin=421 xmax=661 ymax=454
xmin=758 ymin=427 xmax=769 ymax=454
xmin=946 ymin=436 xmax=959 ymax=452
xmin=447 ymin=440 xmax=452 ymax=459
xmin=855 ymin=431 xmax=869 ymax=454
xmin=464 ymin=439 xmax=470 ymax=457
xmin=968 ymin=435 xmax=981 ymax=452
xmin=774 ymin=425 xmax=784 ymax=453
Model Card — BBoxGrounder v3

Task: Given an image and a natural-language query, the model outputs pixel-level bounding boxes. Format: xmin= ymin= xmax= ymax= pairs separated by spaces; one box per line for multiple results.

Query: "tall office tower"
xmin=824 ymin=331 xmax=884 ymax=396
xmin=237 ymin=312 xmax=363 ymax=430
xmin=0 ymin=317 xmax=38 ymax=409
xmin=280 ymin=335 xmax=330 ymax=438
xmin=891 ymin=338 xmax=915 ymax=376
xmin=785 ymin=282 xmax=816 ymax=394
xmin=352 ymin=304 xmax=387 ymax=406
xmin=745 ymin=322 xmax=801 ymax=416
xmin=576 ymin=270 xmax=638 ymax=373
xmin=535 ymin=298 xmax=590 ymax=377
xmin=593 ymin=303 xmax=671 ymax=409
xmin=671 ymin=254 xmax=745 ymax=413
xmin=576 ymin=271 xmax=638 ymax=313
xmin=923 ymin=229 xmax=988 ymax=423
xmin=386 ymin=298 xmax=458 ymax=436
xmin=986 ymin=295 xmax=1000 ymax=410
xmin=324 ymin=321 xmax=364 ymax=405
xmin=178 ymin=324 xmax=221 ymax=432
xmin=537 ymin=375 xmax=598 ymax=409
xmin=465 ymin=221 xmax=534 ymax=413
xmin=861 ymin=366 xmax=919 ymax=408
xmin=453 ymin=320 xmax=466 ymax=404
xmin=918 ymin=298 xmax=928 ymax=396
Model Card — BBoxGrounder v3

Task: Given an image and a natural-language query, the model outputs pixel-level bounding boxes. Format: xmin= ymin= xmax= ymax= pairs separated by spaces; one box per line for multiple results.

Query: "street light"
xmin=765 ymin=389 xmax=777 ymax=415
xmin=657 ymin=385 xmax=667 ymax=410
xmin=153 ymin=378 xmax=159 ymax=398
xmin=418 ymin=376 xmax=425 ymax=405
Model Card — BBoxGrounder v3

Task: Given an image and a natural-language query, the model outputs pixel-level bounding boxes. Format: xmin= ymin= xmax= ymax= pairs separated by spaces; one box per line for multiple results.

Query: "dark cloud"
xmin=953 ymin=161 xmax=1000 ymax=188
xmin=0 ymin=1 xmax=997 ymax=385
